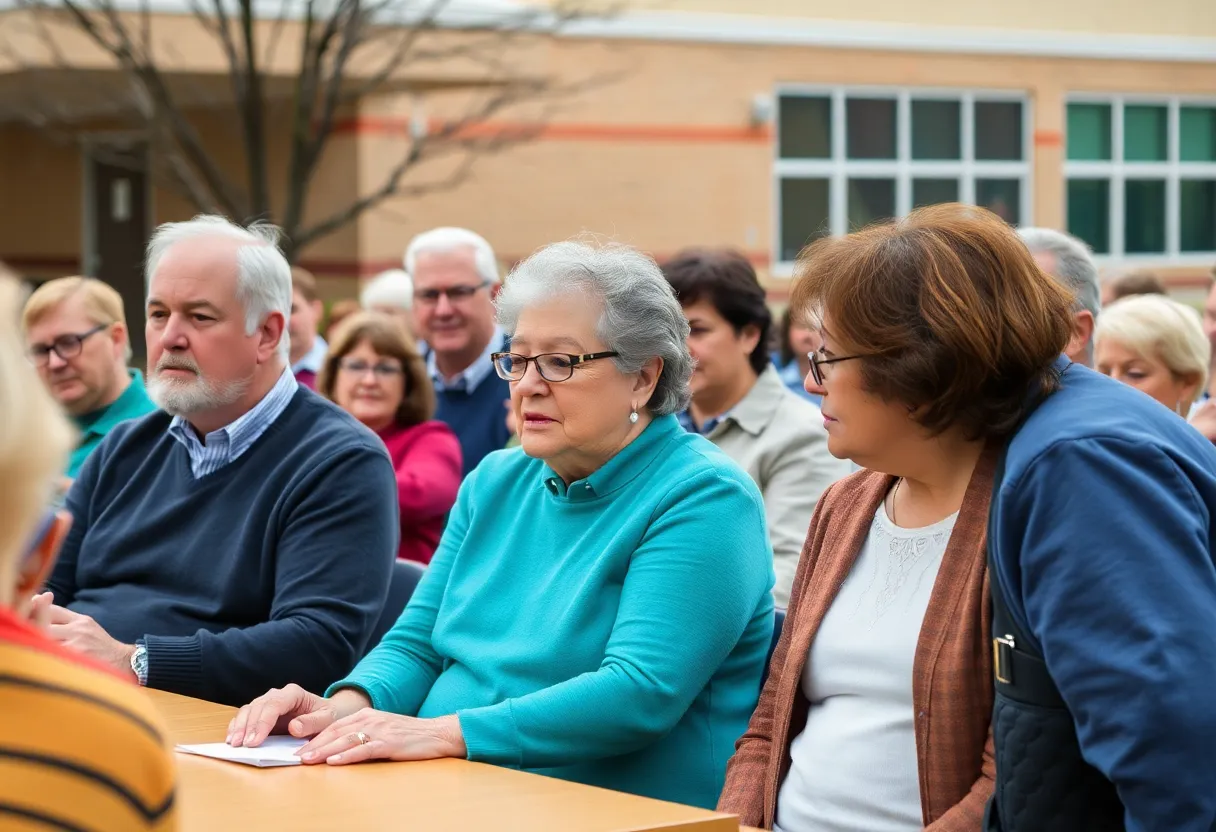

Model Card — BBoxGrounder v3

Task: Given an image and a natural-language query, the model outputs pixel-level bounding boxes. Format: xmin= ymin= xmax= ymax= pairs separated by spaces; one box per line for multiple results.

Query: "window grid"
xmin=773 ymin=86 xmax=1032 ymax=275
xmin=1065 ymin=95 xmax=1216 ymax=263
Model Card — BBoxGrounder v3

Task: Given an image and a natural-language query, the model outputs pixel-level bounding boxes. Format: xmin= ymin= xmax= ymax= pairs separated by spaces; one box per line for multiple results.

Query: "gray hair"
xmin=145 ymin=215 xmax=293 ymax=362
xmin=495 ymin=240 xmax=693 ymax=416
xmin=1017 ymin=227 xmax=1102 ymax=322
xmin=361 ymin=269 xmax=413 ymax=311
xmin=405 ymin=227 xmax=500 ymax=287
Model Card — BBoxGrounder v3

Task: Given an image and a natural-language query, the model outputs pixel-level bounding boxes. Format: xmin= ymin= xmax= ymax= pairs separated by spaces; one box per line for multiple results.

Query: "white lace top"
xmin=774 ymin=503 xmax=958 ymax=832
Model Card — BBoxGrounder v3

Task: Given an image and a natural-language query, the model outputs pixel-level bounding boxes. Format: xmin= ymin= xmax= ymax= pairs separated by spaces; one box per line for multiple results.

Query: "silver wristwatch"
xmin=130 ymin=642 xmax=148 ymax=686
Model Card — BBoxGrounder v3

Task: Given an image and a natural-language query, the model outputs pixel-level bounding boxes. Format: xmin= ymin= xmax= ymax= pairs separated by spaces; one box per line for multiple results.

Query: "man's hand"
xmin=46 ymin=605 xmax=136 ymax=682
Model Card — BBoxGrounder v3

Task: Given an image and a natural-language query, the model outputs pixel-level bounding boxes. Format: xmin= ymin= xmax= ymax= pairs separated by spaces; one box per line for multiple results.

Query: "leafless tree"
xmin=0 ymin=0 xmax=620 ymax=260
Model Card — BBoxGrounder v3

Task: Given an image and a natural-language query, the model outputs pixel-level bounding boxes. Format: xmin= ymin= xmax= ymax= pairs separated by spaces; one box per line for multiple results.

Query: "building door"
xmin=86 ymin=140 xmax=150 ymax=367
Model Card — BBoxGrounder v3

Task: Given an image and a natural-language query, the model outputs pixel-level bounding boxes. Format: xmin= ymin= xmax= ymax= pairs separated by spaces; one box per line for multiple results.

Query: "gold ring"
xmin=356 ymin=731 xmax=369 ymax=746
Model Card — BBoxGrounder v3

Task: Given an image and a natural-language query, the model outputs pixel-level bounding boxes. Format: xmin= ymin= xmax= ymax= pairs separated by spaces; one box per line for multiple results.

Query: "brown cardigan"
xmin=719 ymin=449 xmax=997 ymax=830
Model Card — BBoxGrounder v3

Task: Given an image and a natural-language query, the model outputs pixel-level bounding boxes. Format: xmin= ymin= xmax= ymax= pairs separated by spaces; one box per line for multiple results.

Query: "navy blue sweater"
xmin=435 ymin=371 xmax=512 ymax=478
xmin=49 ymin=389 xmax=398 ymax=706
xmin=992 ymin=358 xmax=1216 ymax=829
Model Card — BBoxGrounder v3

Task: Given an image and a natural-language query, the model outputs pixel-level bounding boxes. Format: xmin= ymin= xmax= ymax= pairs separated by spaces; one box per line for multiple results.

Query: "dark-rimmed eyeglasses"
xmin=415 ymin=282 xmax=491 ymax=305
xmin=338 ymin=358 xmax=404 ymax=378
xmin=808 ymin=350 xmax=869 ymax=386
xmin=27 ymin=323 xmax=109 ymax=366
xmin=491 ymin=351 xmax=619 ymax=383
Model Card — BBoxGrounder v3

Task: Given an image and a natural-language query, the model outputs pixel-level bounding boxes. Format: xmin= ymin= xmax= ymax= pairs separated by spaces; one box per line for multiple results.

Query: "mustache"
xmin=155 ymin=355 xmax=201 ymax=374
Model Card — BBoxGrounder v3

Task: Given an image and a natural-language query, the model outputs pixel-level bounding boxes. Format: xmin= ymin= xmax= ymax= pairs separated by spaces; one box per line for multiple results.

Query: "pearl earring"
xmin=629 ymin=406 xmax=639 ymax=424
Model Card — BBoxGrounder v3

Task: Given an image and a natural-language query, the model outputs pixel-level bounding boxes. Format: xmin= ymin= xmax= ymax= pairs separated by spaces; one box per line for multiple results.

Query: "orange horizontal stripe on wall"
xmin=334 ymin=117 xmax=773 ymax=144
xmin=1034 ymin=129 xmax=1063 ymax=147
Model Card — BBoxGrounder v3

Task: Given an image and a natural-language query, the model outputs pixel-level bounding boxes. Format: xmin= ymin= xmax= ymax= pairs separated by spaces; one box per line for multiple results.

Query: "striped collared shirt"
xmin=168 ymin=367 xmax=299 ymax=479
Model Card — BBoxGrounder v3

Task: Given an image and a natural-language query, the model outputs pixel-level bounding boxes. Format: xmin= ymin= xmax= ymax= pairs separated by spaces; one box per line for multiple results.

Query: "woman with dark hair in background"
xmin=663 ymin=249 xmax=849 ymax=605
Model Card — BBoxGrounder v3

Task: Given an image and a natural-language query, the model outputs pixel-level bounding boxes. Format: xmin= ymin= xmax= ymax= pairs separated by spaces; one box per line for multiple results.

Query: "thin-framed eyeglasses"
xmin=808 ymin=349 xmax=869 ymax=386
xmin=27 ymin=323 xmax=109 ymax=366
xmin=338 ymin=358 xmax=404 ymax=379
xmin=414 ymin=281 xmax=491 ymax=306
xmin=492 ymin=351 xmax=619 ymax=383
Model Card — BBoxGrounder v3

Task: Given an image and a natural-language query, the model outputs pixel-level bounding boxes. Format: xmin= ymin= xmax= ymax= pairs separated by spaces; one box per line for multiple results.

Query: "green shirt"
xmin=68 ymin=370 xmax=157 ymax=478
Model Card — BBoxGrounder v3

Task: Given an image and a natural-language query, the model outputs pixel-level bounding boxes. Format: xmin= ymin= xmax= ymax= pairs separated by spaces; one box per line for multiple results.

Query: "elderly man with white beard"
xmin=35 ymin=215 xmax=397 ymax=706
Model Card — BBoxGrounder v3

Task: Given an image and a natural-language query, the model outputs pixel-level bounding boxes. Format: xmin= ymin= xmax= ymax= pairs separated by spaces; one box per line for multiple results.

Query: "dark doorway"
xmin=86 ymin=140 xmax=150 ymax=368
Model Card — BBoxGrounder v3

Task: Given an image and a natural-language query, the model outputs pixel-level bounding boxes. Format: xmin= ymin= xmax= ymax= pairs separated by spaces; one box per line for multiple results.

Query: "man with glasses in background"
xmin=22 ymin=277 xmax=156 ymax=477
xmin=406 ymin=227 xmax=511 ymax=475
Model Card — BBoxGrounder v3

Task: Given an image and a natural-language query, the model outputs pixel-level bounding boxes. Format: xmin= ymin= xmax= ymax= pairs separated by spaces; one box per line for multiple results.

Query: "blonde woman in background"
xmin=0 ymin=277 xmax=177 ymax=830
xmin=1094 ymin=294 xmax=1210 ymax=417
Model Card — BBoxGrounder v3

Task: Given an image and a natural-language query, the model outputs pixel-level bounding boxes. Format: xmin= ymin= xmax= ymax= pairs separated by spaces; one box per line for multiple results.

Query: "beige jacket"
xmin=706 ymin=366 xmax=851 ymax=605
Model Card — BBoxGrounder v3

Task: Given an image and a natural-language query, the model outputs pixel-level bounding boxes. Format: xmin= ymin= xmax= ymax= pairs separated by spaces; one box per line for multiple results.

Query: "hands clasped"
xmin=227 ymin=683 xmax=466 ymax=766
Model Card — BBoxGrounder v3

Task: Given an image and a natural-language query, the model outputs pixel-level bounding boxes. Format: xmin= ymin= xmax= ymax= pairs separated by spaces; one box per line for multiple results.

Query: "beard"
xmin=147 ymin=354 xmax=251 ymax=416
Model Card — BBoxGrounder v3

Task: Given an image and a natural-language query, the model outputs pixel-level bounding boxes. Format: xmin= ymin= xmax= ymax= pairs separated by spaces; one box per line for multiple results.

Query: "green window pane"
xmin=1125 ymin=179 xmax=1167 ymax=254
xmin=846 ymin=98 xmax=896 ymax=159
xmin=847 ymin=178 xmax=895 ymax=229
xmin=912 ymin=178 xmax=959 ymax=208
xmin=912 ymin=100 xmax=961 ymax=160
xmin=1067 ymin=179 xmax=1110 ymax=254
xmin=780 ymin=178 xmax=830 ymax=261
xmin=974 ymin=101 xmax=1024 ymax=161
xmin=1181 ymin=179 xmax=1216 ymax=252
xmin=1181 ymin=107 xmax=1216 ymax=162
xmin=1124 ymin=105 xmax=1168 ymax=162
xmin=975 ymin=179 xmax=1021 ymax=224
xmin=779 ymin=96 xmax=831 ymax=159
xmin=1067 ymin=103 xmax=1112 ymax=161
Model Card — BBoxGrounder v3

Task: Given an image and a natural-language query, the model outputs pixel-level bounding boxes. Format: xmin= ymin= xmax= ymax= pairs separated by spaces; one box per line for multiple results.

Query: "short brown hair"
xmin=1105 ymin=269 xmax=1167 ymax=302
xmin=316 ymin=312 xmax=435 ymax=427
xmin=291 ymin=266 xmax=319 ymax=303
xmin=662 ymin=248 xmax=773 ymax=375
xmin=791 ymin=203 xmax=1074 ymax=441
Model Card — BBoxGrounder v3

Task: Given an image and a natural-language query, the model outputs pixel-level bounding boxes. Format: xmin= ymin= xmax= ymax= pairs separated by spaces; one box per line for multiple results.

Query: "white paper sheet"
xmin=176 ymin=735 xmax=307 ymax=767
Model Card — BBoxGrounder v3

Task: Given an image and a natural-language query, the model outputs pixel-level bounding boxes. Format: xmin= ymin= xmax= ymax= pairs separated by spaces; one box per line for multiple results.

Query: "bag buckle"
xmin=993 ymin=634 xmax=1016 ymax=685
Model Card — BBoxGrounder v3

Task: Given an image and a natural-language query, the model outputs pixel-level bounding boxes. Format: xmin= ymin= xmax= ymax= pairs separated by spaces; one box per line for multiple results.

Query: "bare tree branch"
xmin=9 ymin=0 xmax=626 ymax=261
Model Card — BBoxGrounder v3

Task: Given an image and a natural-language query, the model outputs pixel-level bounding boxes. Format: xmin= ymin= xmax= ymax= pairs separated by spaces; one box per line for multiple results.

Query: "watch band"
xmin=130 ymin=642 xmax=148 ymax=686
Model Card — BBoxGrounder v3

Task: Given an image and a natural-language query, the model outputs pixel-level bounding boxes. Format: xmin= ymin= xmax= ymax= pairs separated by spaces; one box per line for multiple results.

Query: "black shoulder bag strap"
xmin=987 ymin=428 xmax=1066 ymax=707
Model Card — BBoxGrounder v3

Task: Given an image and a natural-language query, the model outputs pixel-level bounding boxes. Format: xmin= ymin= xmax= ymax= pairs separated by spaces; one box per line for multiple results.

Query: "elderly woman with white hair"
xmin=1095 ymin=294 xmax=1211 ymax=417
xmin=361 ymin=268 xmax=416 ymax=338
xmin=229 ymin=240 xmax=776 ymax=808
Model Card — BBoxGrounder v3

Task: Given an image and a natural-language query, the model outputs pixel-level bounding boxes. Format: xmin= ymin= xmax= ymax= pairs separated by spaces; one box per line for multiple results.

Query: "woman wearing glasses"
xmin=228 ymin=241 xmax=775 ymax=810
xmin=316 ymin=312 xmax=461 ymax=564
xmin=719 ymin=205 xmax=1073 ymax=831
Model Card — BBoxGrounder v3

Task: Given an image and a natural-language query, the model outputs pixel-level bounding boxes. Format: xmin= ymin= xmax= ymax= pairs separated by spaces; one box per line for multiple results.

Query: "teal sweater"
xmin=331 ymin=414 xmax=775 ymax=808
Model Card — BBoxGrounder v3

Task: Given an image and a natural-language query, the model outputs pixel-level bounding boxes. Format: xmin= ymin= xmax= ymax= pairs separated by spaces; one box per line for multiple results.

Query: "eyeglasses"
xmin=338 ymin=358 xmax=404 ymax=378
xmin=808 ymin=350 xmax=869 ymax=386
xmin=27 ymin=323 xmax=109 ymax=366
xmin=415 ymin=282 xmax=491 ymax=305
xmin=491 ymin=351 xmax=619 ymax=383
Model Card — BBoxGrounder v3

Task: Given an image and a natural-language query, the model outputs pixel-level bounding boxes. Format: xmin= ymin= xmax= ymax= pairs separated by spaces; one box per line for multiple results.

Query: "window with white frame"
xmin=1065 ymin=97 xmax=1216 ymax=260
xmin=774 ymin=88 xmax=1031 ymax=269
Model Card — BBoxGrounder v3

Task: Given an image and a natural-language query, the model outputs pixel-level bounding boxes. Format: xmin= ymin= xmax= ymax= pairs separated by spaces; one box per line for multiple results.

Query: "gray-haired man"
xmin=1017 ymin=228 xmax=1102 ymax=367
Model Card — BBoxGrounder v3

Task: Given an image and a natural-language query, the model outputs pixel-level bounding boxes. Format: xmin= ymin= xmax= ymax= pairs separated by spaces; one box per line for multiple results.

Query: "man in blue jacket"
xmin=989 ymin=356 xmax=1216 ymax=830
xmin=38 ymin=215 xmax=397 ymax=707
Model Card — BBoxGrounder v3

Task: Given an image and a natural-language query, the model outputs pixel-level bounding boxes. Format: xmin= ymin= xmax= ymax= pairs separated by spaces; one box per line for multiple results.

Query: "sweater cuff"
xmin=456 ymin=700 xmax=521 ymax=767
xmin=142 ymin=634 xmax=203 ymax=697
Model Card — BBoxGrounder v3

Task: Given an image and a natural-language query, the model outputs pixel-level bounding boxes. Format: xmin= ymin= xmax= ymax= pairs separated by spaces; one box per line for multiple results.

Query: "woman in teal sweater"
xmin=228 ymin=240 xmax=776 ymax=809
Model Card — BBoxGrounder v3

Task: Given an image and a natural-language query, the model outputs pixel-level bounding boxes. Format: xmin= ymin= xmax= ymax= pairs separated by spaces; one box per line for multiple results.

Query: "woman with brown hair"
xmin=317 ymin=312 xmax=461 ymax=564
xmin=719 ymin=204 xmax=1074 ymax=831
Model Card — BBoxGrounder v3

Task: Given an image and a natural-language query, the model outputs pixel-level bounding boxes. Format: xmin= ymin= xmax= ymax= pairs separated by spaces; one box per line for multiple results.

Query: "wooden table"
xmin=149 ymin=690 xmax=742 ymax=832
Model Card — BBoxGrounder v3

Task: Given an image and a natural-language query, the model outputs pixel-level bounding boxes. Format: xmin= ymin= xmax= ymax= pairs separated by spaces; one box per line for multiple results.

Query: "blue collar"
xmin=427 ymin=327 xmax=505 ymax=394
xmin=291 ymin=334 xmax=328 ymax=375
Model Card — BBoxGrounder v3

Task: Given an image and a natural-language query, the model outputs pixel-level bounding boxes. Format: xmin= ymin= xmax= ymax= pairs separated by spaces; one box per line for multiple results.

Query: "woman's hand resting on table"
xmin=227 ymin=683 xmax=467 ymax=766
